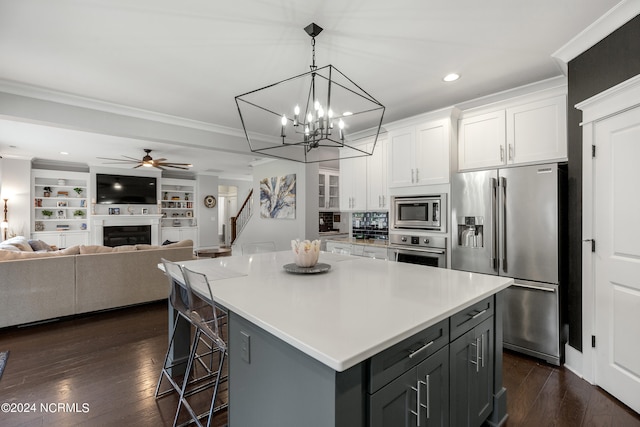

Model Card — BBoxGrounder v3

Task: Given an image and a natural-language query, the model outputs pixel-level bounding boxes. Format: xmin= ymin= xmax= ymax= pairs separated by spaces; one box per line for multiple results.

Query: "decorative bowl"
xmin=291 ymin=239 xmax=321 ymax=267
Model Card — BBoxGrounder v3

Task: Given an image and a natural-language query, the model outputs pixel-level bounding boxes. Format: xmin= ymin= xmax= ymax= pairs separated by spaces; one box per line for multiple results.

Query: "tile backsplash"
xmin=352 ymin=212 xmax=388 ymax=240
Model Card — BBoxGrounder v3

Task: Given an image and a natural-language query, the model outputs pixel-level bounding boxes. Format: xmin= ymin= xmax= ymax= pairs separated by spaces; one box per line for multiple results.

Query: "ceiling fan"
xmin=98 ymin=149 xmax=193 ymax=170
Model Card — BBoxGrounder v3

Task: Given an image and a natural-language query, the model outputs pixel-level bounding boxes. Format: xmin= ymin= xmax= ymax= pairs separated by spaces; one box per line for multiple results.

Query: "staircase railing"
xmin=230 ymin=189 xmax=253 ymax=245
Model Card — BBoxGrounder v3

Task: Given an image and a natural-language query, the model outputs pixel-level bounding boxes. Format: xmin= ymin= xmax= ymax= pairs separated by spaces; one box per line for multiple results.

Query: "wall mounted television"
xmin=96 ymin=174 xmax=157 ymax=205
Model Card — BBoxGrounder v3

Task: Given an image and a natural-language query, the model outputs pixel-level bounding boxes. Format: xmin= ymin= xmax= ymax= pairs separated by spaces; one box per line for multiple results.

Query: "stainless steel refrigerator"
xmin=451 ymin=163 xmax=567 ymax=365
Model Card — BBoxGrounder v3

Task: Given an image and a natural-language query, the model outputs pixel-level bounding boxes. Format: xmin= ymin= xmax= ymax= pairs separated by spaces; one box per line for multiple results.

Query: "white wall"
xmin=232 ymin=160 xmax=319 ymax=252
xmin=0 ymin=158 xmax=31 ymax=238
xmin=197 ymin=174 xmax=219 ymax=248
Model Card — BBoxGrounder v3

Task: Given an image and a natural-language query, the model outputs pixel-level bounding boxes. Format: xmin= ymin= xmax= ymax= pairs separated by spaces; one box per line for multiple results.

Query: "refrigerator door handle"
xmin=501 ymin=176 xmax=508 ymax=273
xmin=491 ymin=177 xmax=498 ymax=270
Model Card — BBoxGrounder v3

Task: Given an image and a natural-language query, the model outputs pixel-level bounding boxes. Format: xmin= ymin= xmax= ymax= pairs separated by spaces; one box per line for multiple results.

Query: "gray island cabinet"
xmin=174 ymin=251 xmax=512 ymax=427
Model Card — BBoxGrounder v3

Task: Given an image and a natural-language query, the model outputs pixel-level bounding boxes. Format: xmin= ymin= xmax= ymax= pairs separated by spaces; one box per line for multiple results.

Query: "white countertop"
xmin=177 ymin=251 xmax=513 ymax=372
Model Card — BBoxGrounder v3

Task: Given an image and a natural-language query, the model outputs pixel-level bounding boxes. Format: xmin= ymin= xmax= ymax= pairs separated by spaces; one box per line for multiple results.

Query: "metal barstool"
xmin=155 ymin=259 xmax=220 ymax=401
xmin=174 ymin=266 xmax=228 ymax=427
xmin=155 ymin=258 xmax=193 ymax=398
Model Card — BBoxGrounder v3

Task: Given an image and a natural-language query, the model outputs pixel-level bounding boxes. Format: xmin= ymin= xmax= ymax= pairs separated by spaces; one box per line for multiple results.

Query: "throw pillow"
xmin=1 ymin=236 xmax=34 ymax=252
xmin=28 ymin=239 xmax=53 ymax=252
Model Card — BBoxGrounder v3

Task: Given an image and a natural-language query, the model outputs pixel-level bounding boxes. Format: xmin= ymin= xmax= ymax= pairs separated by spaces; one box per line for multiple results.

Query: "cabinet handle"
xmin=415 ymin=168 xmax=419 ymax=183
xmin=408 ymin=340 xmax=434 ymax=359
xmin=500 ymin=145 xmax=504 ymax=162
xmin=411 ymin=168 xmax=415 ymax=183
xmin=470 ymin=337 xmax=481 ymax=372
xmin=508 ymin=144 xmax=514 ymax=161
xmin=469 ymin=308 xmax=487 ymax=319
xmin=410 ymin=379 xmax=428 ymax=426
xmin=481 ymin=333 xmax=485 ymax=368
xmin=425 ymin=374 xmax=431 ymax=419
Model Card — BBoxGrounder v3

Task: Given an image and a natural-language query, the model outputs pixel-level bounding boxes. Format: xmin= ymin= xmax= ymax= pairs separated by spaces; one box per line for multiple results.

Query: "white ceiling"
xmin=0 ymin=0 xmax=624 ymax=177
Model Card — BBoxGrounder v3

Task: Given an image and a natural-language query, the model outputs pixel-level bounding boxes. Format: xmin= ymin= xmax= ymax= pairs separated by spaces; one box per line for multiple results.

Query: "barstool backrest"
xmin=160 ymin=258 xmax=190 ymax=318
xmin=182 ymin=267 xmax=227 ymax=351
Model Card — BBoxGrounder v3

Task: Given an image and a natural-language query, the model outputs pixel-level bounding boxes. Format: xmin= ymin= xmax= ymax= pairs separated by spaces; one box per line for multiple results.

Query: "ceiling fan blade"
xmin=165 ymin=165 xmax=191 ymax=170
xmin=97 ymin=157 xmax=139 ymax=163
xmin=154 ymin=158 xmax=167 ymax=162
xmin=159 ymin=162 xmax=193 ymax=167
xmin=155 ymin=165 xmax=167 ymax=171
xmin=133 ymin=164 xmax=143 ymax=169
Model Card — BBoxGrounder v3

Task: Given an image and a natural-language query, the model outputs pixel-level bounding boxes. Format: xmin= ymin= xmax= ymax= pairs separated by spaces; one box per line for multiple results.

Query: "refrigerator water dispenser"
xmin=457 ymin=216 xmax=484 ymax=248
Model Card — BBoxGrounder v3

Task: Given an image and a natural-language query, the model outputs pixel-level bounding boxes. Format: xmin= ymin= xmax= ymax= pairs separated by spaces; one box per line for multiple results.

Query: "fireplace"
xmin=103 ymin=225 xmax=151 ymax=247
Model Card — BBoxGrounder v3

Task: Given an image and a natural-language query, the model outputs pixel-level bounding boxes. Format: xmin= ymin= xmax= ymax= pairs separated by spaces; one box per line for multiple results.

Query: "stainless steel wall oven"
xmin=388 ymin=234 xmax=446 ymax=268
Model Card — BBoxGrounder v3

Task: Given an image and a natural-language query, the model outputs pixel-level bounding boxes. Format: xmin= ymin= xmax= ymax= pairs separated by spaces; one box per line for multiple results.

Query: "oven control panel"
xmin=391 ymin=234 xmax=446 ymax=249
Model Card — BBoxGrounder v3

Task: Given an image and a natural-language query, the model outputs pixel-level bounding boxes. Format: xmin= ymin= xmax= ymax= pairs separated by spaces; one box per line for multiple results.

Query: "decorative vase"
xmin=291 ymin=239 xmax=321 ymax=267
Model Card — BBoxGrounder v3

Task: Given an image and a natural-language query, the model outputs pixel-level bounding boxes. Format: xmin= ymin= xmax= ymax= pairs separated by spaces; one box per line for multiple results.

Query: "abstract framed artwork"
xmin=260 ymin=174 xmax=296 ymax=219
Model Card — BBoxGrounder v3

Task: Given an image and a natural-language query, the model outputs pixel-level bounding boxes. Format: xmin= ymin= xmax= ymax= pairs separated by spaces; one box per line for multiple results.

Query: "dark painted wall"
xmin=567 ymin=15 xmax=640 ymax=351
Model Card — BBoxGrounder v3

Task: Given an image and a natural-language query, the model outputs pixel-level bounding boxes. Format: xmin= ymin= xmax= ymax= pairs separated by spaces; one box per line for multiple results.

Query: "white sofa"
xmin=0 ymin=237 xmax=194 ymax=328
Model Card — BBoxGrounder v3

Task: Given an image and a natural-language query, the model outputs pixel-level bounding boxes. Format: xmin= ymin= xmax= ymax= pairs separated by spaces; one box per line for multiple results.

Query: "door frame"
xmin=575 ymin=74 xmax=640 ymax=384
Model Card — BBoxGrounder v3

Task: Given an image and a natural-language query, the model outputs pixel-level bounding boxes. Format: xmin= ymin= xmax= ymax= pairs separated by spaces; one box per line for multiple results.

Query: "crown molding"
xmin=552 ymin=0 xmax=640 ymax=75
xmin=0 ymin=78 xmax=245 ymax=138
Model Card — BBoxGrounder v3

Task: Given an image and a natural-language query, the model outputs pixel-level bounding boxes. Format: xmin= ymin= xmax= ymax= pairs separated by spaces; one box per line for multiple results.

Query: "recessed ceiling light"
xmin=60 ymin=151 xmax=69 ymax=155
xmin=443 ymin=73 xmax=460 ymax=82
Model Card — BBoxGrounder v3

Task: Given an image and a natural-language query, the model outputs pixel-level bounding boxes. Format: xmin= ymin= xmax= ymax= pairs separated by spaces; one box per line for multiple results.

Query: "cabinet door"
xmin=506 ymin=94 xmax=567 ymax=164
xmin=367 ymin=138 xmax=388 ymax=209
xmin=340 ymin=151 xmax=367 ymax=211
xmin=388 ymin=127 xmax=415 ymax=188
xmin=470 ymin=317 xmax=494 ymax=427
xmin=62 ymin=232 xmax=89 ymax=248
xmin=458 ymin=111 xmax=506 ymax=171
xmin=162 ymin=228 xmax=180 ymax=243
xmin=318 ymin=172 xmax=327 ymax=209
xmin=415 ymin=120 xmax=450 ymax=185
xmin=449 ymin=317 xmax=494 ymax=427
xmin=327 ymin=173 xmax=340 ymax=210
xmin=369 ymin=368 xmax=418 ymax=427
xmin=417 ymin=346 xmax=449 ymax=427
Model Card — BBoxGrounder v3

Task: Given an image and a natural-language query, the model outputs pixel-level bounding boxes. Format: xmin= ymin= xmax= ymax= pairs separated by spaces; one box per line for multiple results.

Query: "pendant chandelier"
xmin=235 ymin=23 xmax=385 ymax=163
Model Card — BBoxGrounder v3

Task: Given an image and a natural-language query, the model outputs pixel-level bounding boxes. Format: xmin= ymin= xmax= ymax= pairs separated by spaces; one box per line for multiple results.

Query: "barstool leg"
xmin=206 ymin=350 xmax=226 ymax=427
xmin=173 ymin=328 xmax=202 ymax=427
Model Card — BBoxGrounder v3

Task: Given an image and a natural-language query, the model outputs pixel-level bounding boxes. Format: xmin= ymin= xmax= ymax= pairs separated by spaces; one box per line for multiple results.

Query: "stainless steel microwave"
xmin=392 ymin=195 xmax=446 ymax=231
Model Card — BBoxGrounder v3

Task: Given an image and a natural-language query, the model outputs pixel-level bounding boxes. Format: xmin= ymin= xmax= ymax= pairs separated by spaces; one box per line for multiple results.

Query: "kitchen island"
xmin=173 ymin=251 xmax=512 ymax=427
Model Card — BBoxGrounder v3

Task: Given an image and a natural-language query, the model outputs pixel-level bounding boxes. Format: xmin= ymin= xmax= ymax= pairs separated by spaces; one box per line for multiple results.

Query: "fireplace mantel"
xmin=91 ymin=215 xmax=163 ymax=245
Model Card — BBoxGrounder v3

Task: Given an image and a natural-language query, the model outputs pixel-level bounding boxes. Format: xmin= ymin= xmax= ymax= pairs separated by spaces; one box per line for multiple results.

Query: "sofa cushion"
xmin=0 ymin=244 xmax=20 ymax=252
xmin=0 ymin=249 xmax=75 ymax=261
xmin=1 ymin=236 xmax=34 ymax=252
xmin=135 ymin=244 xmax=160 ymax=250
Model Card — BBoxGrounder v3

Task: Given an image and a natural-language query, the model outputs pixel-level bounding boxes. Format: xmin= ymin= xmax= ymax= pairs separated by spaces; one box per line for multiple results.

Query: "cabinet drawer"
xmin=449 ymin=295 xmax=494 ymax=341
xmin=368 ymin=319 xmax=448 ymax=394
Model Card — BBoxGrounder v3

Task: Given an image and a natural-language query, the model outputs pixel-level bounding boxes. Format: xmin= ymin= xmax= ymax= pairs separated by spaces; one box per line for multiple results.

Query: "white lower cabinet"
xmin=161 ymin=227 xmax=198 ymax=246
xmin=32 ymin=231 xmax=89 ymax=248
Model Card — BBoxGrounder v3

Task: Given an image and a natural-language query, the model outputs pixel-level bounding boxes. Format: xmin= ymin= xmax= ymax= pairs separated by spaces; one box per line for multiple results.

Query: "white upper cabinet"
xmin=458 ymin=111 xmax=506 ymax=170
xmin=458 ymin=91 xmax=567 ymax=171
xmin=340 ymin=136 xmax=388 ymax=212
xmin=367 ymin=137 xmax=388 ymax=210
xmin=340 ymin=148 xmax=367 ymax=211
xmin=388 ymin=118 xmax=451 ymax=188
xmin=319 ymin=169 xmax=340 ymax=211
xmin=506 ymin=94 xmax=567 ymax=165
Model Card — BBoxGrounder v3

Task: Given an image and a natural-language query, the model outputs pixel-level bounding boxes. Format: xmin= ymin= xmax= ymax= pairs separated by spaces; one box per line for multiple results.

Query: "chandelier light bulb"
xmin=281 ymin=114 xmax=287 ymax=137
xmin=314 ymin=100 xmax=320 ymax=111
xmin=338 ymin=119 xmax=345 ymax=142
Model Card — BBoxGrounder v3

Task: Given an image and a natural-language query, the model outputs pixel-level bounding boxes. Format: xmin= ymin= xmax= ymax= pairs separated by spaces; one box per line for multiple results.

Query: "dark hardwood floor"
xmin=1 ymin=301 xmax=638 ymax=426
